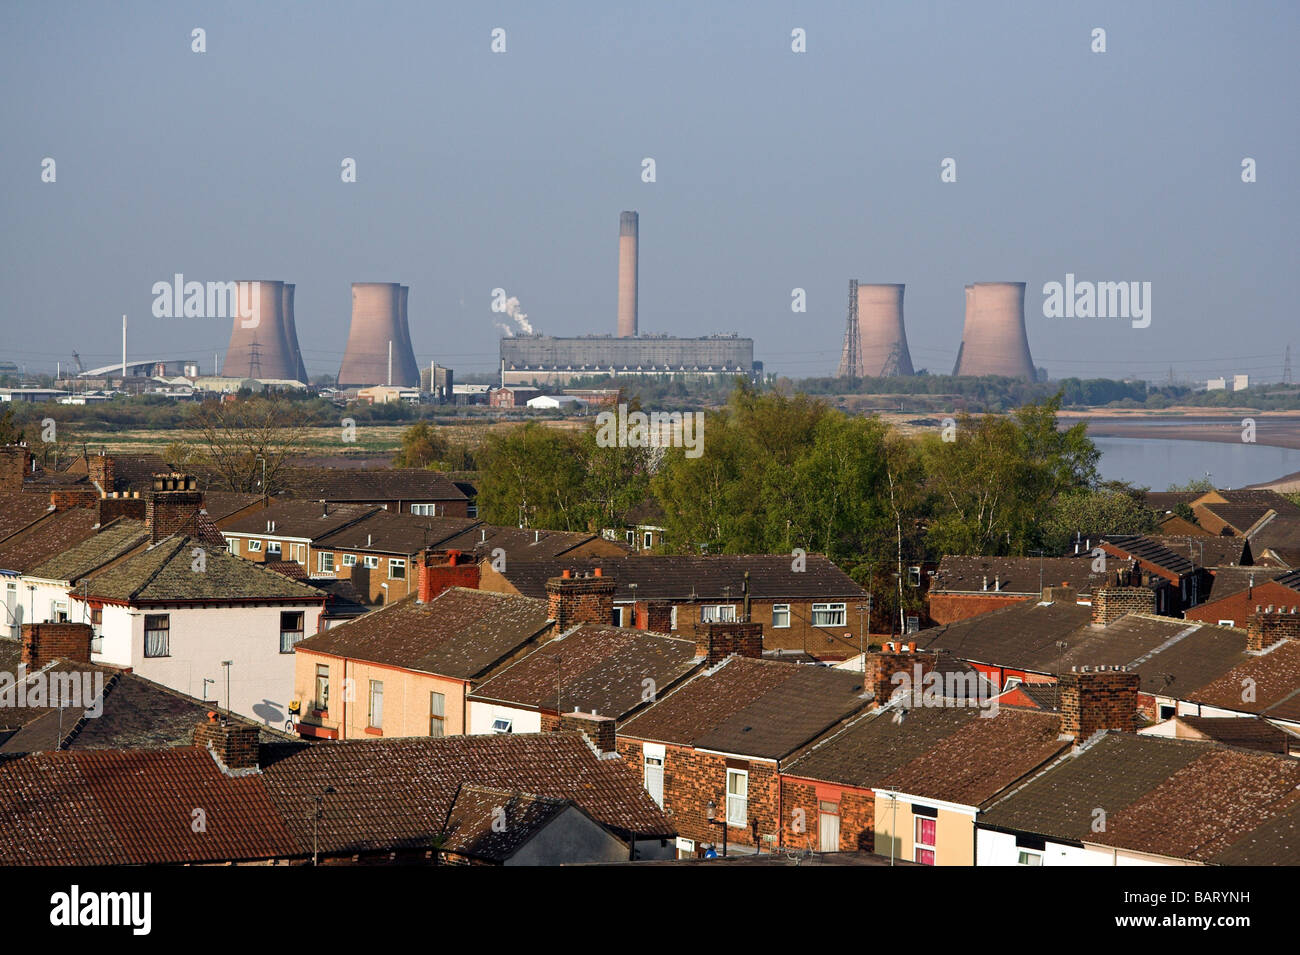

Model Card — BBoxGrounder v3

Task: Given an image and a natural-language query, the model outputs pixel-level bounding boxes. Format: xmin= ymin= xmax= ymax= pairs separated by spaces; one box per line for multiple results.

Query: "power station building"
xmin=500 ymin=335 xmax=756 ymax=387
xmin=837 ymin=281 xmax=915 ymax=378
xmin=223 ymin=280 xmax=307 ymax=383
xmin=337 ymin=283 xmax=420 ymax=388
xmin=951 ymin=282 xmax=1036 ymax=380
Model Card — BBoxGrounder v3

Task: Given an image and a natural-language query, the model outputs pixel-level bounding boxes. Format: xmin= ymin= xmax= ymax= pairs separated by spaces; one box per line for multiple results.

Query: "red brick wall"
xmin=546 ymin=574 xmax=615 ymax=630
xmin=779 ymin=777 xmax=874 ymax=852
xmin=87 ymin=455 xmax=115 ymax=492
xmin=146 ymin=486 xmax=204 ymax=542
xmin=21 ymin=623 xmax=93 ymax=667
xmin=1186 ymin=581 xmax=1298 ymax=629
xmin=617 ymin=738 xmax=779 ymax=850
xmin=49 ymin=488 xmax=99 ymax=511
xmin=99 ymin=494 xmax=146 ymax=523
xmin=928 ymin=593 xmax=1032 ymax=625
xmin=1246 ymin=608 xmax=1300 ymax=651
xmin=418 ymin=553 xmax=481 ymax=603
xmin=193 ymin=717 xmax=259 ymax=771
xmin=693 ymin=621 xmax=764 ymax=664
xmin=1091 ymin=586 xmax=1157 ymax=625
xmin=867 ymin=648 xmax=938 ymax=705
xmin=0 ymin=446 xmax=31 ymax=491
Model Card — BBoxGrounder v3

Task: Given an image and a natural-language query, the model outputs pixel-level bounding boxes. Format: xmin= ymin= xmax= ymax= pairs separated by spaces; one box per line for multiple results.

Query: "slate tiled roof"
xmin=221 ymin=500 xmax=379 ymax=540
xmin=1174 ymin=716 xmax=1292 ymax=754
xmin=1211 ymin=800 xmax=1300 ymax=865
xmin=1101 ymin=535 xmax=1194 ymax=576
xmin=0 ymin=509 xmax=102 ymax=574
xmin=438 ymin=524 xmax=609 ymax=562
xmin=492 ymin=555 xmax=867 ymax=602
xmin=26 ymin=518 xmax=149 ymax=582
xmin=618 ymin=656 xmax=869 ymax=761
xmin=82 ymin=536 xmax=325 ymax=605
xmin=1184 ymin=640 xmax=1300 ymax=721
xmin=295 ymin=587 xmax=551 ymax=680
xmin=280 ymin=468 xmax=468 ymax=504
xmin=912 ymin=601 xmax=1094 ymax=672
xmin=314 ymin=510 xmax=479 ymax=554
xmin=258 ymin=732 xmax=674 ymax=848
xmin=1146 ymin=535 xmax=1251 ymax=568
xmin=930 ymin=556 xmax=1106 ymax=596
xmin=199 ymin=491 xmax=266 ymax=524
xmin=1199 ymin=503 xmax=1274 ymax=535
xmin=469 ymin=625 xmax=701 ymax=720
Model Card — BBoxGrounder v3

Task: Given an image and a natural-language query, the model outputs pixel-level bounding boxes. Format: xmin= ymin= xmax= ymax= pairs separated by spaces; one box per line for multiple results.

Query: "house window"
xmin=315 ymin=664 xmax=329 ymax=711
xmin=908 ymin=565 xmax=922 ymax=587
xmin=227 ymin=538 xmax=240 ymax=555
xmin=342 ymin=554 xmax=357 ymax=567
xmin=91 ymin=607 xmax=102 ymax=626
xmin=643 ymin=531 xmax=653 ymax=550
xmin=1017 ymin=849 xmax=1043 ymax=866
xmin=368 ymin=680 xmax=384 ymax=729
xmin=818 ymin=800 xmax=841 ymax=852
xmin=1158 ymin=703 xmax=1176 ymax=720
xmin=362 ymin=555 xmax=380 ymax=569
xmin=612 ymin=605 xmax=629 ymax=627
xmin=644 ymin=751 xmax=665 ymax=808
xmin=772 ymin=604 xmax=791 ymax=628
xmin=144 ymin=614 xmax=170 ymax=657
xmin=279 ymin=611 xmax=305 ymax=652
xmin=1218 ymin=619 xmax=1235 ymax=627
xmin=670 ymin=606 xmax=678 ymax=631
xmin=248 ymin=540 xmax=262 ymax=553
xmin=430 ymin=692 xmax=445 ymax=737
xmin=266 ymin=541 xmax=282 ymax=557
xmin=318 ymin=552 xmax=335 ymax=574
xmin=675 ymin=838 xmax=695 ymax=860
xmin=388 ymin=558 xmax=406 ymax=580
xmin=467 ymin=503 xmax=477 ymax=518
xmin=812 ymin=602 xmax=846 ymax=627
xmin=914 ymin=816 xmax=936 ymax=865
xmin=288 ymin=543 xmax=305 ymax=564
xmin=410 ymin=504 xmax=434 ymax=516
xmin=725 ymin=769 xmax=747 ymax=827
xmin=491 ymin=717 xmax=513 ymax=734
xmin=701 ymin=605 xmax=736 ymax=623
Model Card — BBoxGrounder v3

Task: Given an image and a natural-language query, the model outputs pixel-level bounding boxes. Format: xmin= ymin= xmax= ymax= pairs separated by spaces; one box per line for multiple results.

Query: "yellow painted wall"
xmin=873 ymin=795 xmax=974 ymax=866
xmin=294 ymin=651 xmax=465 ymax=739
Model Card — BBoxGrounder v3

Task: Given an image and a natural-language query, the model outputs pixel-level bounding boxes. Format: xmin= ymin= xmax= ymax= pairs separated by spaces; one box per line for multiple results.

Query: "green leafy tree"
xmin=392 ymin=421 xmax=449 ymax=469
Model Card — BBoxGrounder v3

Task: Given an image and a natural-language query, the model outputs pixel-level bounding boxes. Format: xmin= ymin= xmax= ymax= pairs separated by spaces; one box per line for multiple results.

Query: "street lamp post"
xmin=312 ymin=786 xmax=335 ymax=865
xmin=705 ymin=799 xmax=728 ymax=858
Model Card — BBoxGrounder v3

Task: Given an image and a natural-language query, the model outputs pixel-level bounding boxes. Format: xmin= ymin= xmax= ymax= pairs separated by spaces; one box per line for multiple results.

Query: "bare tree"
xmin=190 ymin=397 xmax=309 ymax=495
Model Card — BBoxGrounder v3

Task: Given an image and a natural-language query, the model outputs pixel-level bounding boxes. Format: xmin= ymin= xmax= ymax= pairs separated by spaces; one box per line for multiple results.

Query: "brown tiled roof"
xmin=0 ymin=748 xmax=299 ymax=865
xmin=931 ymin=555 xmax=1106 ymax=596
xmin=0 ymin=509 xmax=102 ymax=574
xmin=1213 ymin=489 xmax=1300 ymax=515
xmin=1184 ymin=641 xmax=1300 ymax=720
xmin=438 ymin=524 xmax=607 ymax=562
xmin=440 ymin=785 xmax=574 ymax=862
xmin=82 ymin=536 xmax=325 ymax=605
xmin=314 ymin=510 xmax=479 ymax=554
xmin=1124 ymin=619 xmax=1248 ymax=697
xmin=221 ymin=500 xmax=379 ymax=540
xmin=1212 ymin=800 xmax=1300 ymax=865
xmin=295 ymin=587 xmax=551 ymax=680
xmin=618 ymin=656 xmax=869 ymax=761
xmin=1199 ymin=502 xmax=1274 ymax=534
xmin=200 ymin=491 xmax=266 ymax=524
xmin=1089 ymin=746 xmax=1300 ymax=861
xmin=1249 ymin=515 xmax=1300 ymax=566
xmin=1146 ymin=535 xmax=1251 ymax=568
xmin=493 ymin=555 xmax=867 ymax=602
xmin=258 ymin=732 xmax=674 ymax=846
xmin=280 ymin=468 xmax=468 ymax=503
xmin=1142 ymin=491 xmax=1202 ymax=512
xmin=1174 ymin=716 xmax=1291 ymax=753
xmin=469 ymin=625 xmax=700 ymax=720
xmin=0 ymin=492 xmax=52 ymax=543
xmin=26 ymin=518 xmax=148 ymax=582
xmin=1203 ymin=566 xmax=1281 ymax=603
xmin=265 ymin=560 xmax=309 ymax=580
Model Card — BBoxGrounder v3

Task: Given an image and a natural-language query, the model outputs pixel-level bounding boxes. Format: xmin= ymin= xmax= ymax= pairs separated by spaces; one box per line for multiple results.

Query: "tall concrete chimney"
xmin=617 ymin=211 xmax=638 ymax=338
xmin=838 ymin=283 xmax=914 ymax=377
xmin=338 ymin=283 xmax=420 ymax=388
xmin=951 ymin=282 xmax=1036 ymax=380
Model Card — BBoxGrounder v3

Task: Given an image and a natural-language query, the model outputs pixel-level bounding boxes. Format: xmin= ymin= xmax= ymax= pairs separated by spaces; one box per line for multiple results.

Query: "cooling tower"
xmin=223 ymin=280 xmax=300 ymax=381
xmin=281 ymin=283 xmax=308 ymax=383
xmin=617 ymin=211 xmax=638 ymax=338
xmin=337 ymin=283 xmax=419 ymax=388
xmin=395 ymin=285 xmax=421 ymax=385
xmin=951 ymin=282 xmax=1036 ymax=380
xmin=838 ymin=283 xmax=914 ymax=377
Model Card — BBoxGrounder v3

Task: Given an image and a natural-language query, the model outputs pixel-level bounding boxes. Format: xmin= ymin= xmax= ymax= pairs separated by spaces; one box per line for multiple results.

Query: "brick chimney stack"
xmin=866 ymin=643 xmax=939 ymax=707
xmin=21 ymin=622 xmax=94 ymax=668
xmin=1091 ymin=569 xmax=1156 ymax=625
xmin=145 ymin=473 xmax=203 ymax=542
xmin=1245 ymin=607 xmax=1300 ymax=651
xmin=545 ymin=569 xmax=616 ymax=630
xmin=1042 ymin=583 xmax=1078 ymax=604
xmin=0 ymin=444 xmax=31 ymax=491
xmin=417 ymin=549 xmax=481 ymax=603
xmin=693 ymin=621 xmax=764 ymax=665
xmin=1058 ymin=667 xmax=1139 ymax=740
xmin=99 ymin=491 xmax=145 ymax=524
xmin=87 ymin=453 xmax=116 ymax=493
xmin=194 ymin=711 xmax=260 ymax=773
xmin=559 ymin=710 xmax=616 ymax=755
xmin=639 ymin=601 xmax=674 ymax=633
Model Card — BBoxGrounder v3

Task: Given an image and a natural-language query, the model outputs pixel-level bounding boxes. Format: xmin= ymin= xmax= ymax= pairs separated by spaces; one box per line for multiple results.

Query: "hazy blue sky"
xmin=3 ymin=1 xmax=1297 ymax=382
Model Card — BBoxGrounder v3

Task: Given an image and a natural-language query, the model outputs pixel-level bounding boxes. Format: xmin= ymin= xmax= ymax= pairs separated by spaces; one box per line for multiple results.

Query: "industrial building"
xmin=337 ymin=283 xmax=420 ymax=388
xmin=222 ymin=280 xmax=308 ymax=383
xmin=500 ymin=335 xmax=757 ymax=387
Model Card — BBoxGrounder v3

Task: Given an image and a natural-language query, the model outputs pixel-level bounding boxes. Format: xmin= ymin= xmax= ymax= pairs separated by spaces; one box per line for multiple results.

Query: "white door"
xmin=645 ymin=755 xmax=664 ymax=807
xmin=818 ymin=811 xmax=840 ymax=852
